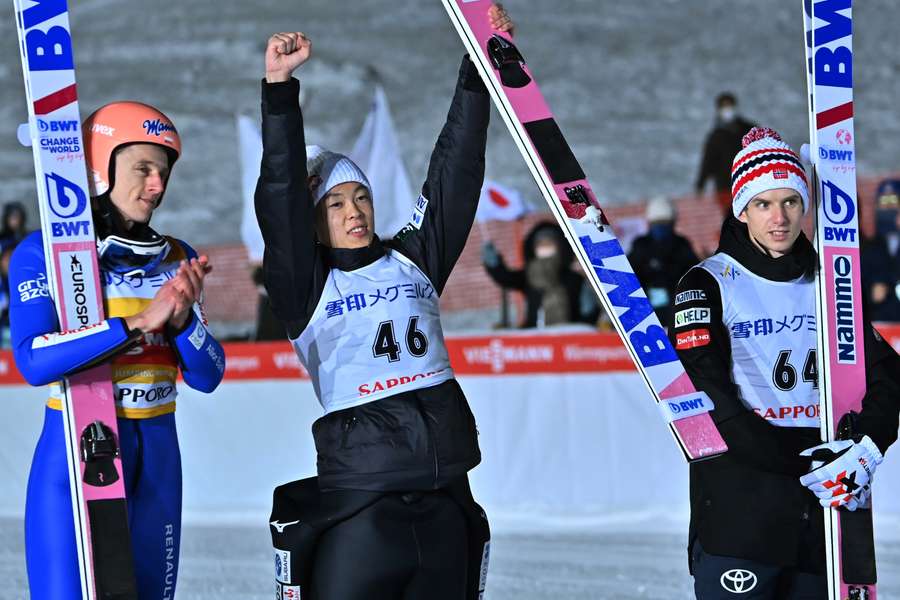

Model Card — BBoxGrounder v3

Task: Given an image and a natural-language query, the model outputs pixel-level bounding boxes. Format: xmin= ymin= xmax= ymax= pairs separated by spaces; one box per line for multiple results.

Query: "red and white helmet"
xmin=82 ymin=101 xmax=181 ymax=197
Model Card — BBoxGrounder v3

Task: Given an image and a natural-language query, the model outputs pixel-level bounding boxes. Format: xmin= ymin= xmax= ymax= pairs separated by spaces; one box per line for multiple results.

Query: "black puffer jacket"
xmin=671 ymin=217 xmax=900 ymax=570
xmin=255 ymin=57 xmax=489 ymax=492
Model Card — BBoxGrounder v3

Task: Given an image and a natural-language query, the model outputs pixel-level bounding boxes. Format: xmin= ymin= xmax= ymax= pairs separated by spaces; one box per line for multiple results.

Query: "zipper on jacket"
xmin=416 ymin=398 xmax=440 ymax=488
xmin=340 ymin=416 xmax=357 ymax=449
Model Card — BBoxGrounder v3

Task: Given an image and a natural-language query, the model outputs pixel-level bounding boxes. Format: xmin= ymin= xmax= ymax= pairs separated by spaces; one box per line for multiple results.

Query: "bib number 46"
xmin=373 ymin=316 xmax=429 ymax=362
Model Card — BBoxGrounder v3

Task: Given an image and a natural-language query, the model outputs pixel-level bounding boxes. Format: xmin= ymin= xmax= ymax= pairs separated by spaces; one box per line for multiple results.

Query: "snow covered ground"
xmin=1 ymin=1 xmax=899 ymax=246
xmin=3 ymin=516 xmax=900 ymax=599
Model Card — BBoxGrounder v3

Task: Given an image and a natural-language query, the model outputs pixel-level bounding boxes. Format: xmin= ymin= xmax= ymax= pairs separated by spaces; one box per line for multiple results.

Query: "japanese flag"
xmin=476 ymin=179 xmax=531 ymax=222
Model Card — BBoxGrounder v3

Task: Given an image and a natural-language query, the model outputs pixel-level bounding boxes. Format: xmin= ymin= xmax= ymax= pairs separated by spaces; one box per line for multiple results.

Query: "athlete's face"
xmin=315 ymin=182 xmax=375 ymax=249
xmin=108 ymin=144 xmax=169 ymax=228
xmin=738 ymin=188 xmax=804 ymax=258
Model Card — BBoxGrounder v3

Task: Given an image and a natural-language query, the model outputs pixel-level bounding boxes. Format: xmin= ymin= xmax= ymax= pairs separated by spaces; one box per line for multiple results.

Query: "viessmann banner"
xmin=0 ymin=328 xmax=896 ymax=384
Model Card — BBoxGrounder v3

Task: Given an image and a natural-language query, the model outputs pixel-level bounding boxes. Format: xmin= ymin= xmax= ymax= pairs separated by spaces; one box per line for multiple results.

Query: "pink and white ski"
xmin=13 ymin=0 xmax=137 ymax=597
xmin=803 ymin=1 xmax=876 ymax=598
xmin=440 ymin=1 xmax=727 ymax=461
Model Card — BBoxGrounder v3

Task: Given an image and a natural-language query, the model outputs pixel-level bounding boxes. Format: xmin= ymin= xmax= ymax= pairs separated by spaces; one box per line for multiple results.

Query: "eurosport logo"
xmin=720 ymin=569 xmax=757 ymax=593
xmin=45 ymin=172 xmax=88 ymax=219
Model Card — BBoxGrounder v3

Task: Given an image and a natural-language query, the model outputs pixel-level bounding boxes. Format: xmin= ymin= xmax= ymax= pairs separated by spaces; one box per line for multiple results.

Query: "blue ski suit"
xmin=10 ymin=231 xmax=225 ymax=599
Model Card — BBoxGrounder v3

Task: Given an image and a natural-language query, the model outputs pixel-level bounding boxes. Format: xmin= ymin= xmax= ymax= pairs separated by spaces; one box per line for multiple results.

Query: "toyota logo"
xmin=720 ymin=569 xmax=758 ymax=593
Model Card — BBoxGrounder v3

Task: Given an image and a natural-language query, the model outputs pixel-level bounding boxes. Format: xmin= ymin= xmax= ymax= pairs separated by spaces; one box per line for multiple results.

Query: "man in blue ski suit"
xmin=11 ymin=101 xmax=225 ymax=599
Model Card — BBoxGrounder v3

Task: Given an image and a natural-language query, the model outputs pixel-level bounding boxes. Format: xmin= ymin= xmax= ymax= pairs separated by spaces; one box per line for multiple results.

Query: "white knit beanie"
xmin=306 ymin=145 xmax=371 ymax=205
xmin=731 ymin=127 xmax=809 ymax=217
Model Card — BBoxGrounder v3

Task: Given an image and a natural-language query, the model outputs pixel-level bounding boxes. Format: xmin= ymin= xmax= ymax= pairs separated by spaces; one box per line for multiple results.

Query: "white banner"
xmin=236 ymin=114 xmax=265 ymax=263
xmin=349 ymin=85 xmax=415 ymax=240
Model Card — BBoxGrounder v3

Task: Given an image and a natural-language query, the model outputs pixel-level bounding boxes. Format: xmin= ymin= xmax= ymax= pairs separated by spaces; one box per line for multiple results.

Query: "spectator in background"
xmin=696 ymin=92 xmax=757 ymax=210
xmin=0 ymin=202 xmax=28 ymax=250
xmin=862 ymin=178 xmax=900 ymax=322
xmin=0 ymin=202 xmax=28 ymax=347
xmin=482 ymin=221 xmax=598 ymax=328
xmin=627 ymin=197 xmax=699 ymax=327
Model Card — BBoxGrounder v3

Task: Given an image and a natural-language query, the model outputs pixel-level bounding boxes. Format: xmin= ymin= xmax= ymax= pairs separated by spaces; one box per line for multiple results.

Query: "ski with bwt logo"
xmin=440 ymin=0 xmax=727 ymax=461
xmin=13 ymin=0 xmax=138 ymax=597
xmin=803 ymin=1 xmax=877 ymax=598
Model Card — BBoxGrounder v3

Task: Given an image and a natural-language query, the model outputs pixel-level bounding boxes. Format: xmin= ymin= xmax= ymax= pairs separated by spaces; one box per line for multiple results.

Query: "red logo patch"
xmin=676 ymin=328 xmax=711 ymax=349
xmin=773 ymin=169 xmax=788 ymax=179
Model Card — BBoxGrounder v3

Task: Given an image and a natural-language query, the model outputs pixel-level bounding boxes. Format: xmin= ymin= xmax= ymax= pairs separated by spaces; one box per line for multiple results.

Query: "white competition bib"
xmin=700 ymin=253 xmax=819 ymax=428
xmin=292 ymin=249 xmax=453 ymax=414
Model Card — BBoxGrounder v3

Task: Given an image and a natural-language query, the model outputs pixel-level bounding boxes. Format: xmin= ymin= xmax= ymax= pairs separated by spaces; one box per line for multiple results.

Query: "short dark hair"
xmin=715 ymin=92 xmax=737 ymax=108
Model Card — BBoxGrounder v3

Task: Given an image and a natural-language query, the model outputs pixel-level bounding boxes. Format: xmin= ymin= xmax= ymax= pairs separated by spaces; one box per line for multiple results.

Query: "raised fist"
xmin=266 ymin=32 xmax=312 ymax=83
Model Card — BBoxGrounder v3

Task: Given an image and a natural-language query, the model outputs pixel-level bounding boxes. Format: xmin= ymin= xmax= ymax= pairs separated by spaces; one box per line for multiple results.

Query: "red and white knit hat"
xmin=730 ymin=127 xmax=809 ymax=217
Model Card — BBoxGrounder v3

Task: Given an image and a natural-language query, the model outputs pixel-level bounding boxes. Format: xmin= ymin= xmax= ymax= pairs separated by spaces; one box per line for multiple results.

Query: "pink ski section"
xmin=51 ymin=242 xmax=126 ymax=503
xmin=68 ymin=367 xmax=126 ymax=502
xmin=454 ymin=0 xmax=725 ymax=459
xmin=822 ymin=246 xmax=867 ymax=416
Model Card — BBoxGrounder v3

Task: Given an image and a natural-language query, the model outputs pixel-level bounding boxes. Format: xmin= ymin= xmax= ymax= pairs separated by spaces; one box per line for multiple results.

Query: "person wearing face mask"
xmin=626 ymin=196 xmax=699 ymax=327
xmin=696 ymin=92 xmax=757 ymax=211
xmin=671 ymin=127 xmax=900 ymax=599
xmin=481 ymin=221 xmax=598 ymax=328
xmin=255 ymin=6 xmax=513 ymax=599
xmin=10 ymin=101 xmax=225 ymax=598
xmin=861 ymin=178 xmax=900 ymax=322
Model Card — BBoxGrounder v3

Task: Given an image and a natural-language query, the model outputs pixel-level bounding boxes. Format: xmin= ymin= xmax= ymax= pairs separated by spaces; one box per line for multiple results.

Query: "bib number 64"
xmin=373 ymin=316 xmax=429 ymax=362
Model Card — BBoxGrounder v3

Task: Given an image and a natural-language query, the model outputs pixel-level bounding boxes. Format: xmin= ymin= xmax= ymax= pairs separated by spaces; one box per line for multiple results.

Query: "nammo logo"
xmin=720 ymin=569 xmax=758 ymax=594
xmin=143 ymin=118 xmax=175 ymax=136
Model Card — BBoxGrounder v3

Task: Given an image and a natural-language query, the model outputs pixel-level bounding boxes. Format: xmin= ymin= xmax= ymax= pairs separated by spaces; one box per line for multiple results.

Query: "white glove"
xmin=799 ymin=436 xmax=883 ymax=511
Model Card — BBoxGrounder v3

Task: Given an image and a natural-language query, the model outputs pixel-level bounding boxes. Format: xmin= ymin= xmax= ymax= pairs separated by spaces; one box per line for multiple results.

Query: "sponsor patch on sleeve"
xmin=17 ymin=274 xmax=49 ymax=303
xmin=674 ymin=307 xmax=710 ymax=327
xmin=674 ymin=289 xmax=706 ymax=305
xmin=408 ymin=194 xmax=429 ymax=230
xmin=675 ymin=328 xmax=711 ymax=349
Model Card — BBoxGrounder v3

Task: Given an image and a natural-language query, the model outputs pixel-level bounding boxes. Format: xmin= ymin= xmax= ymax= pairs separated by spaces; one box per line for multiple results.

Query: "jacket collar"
xmin=324 ymin=237 xmax=386 ymax=271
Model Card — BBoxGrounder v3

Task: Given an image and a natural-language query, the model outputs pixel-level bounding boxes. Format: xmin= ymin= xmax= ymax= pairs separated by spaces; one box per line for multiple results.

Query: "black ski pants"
xmin=692 ymin=542 xmax=826 ymax=599
xmin=309 ymin=490 xmax=469 ymax=599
